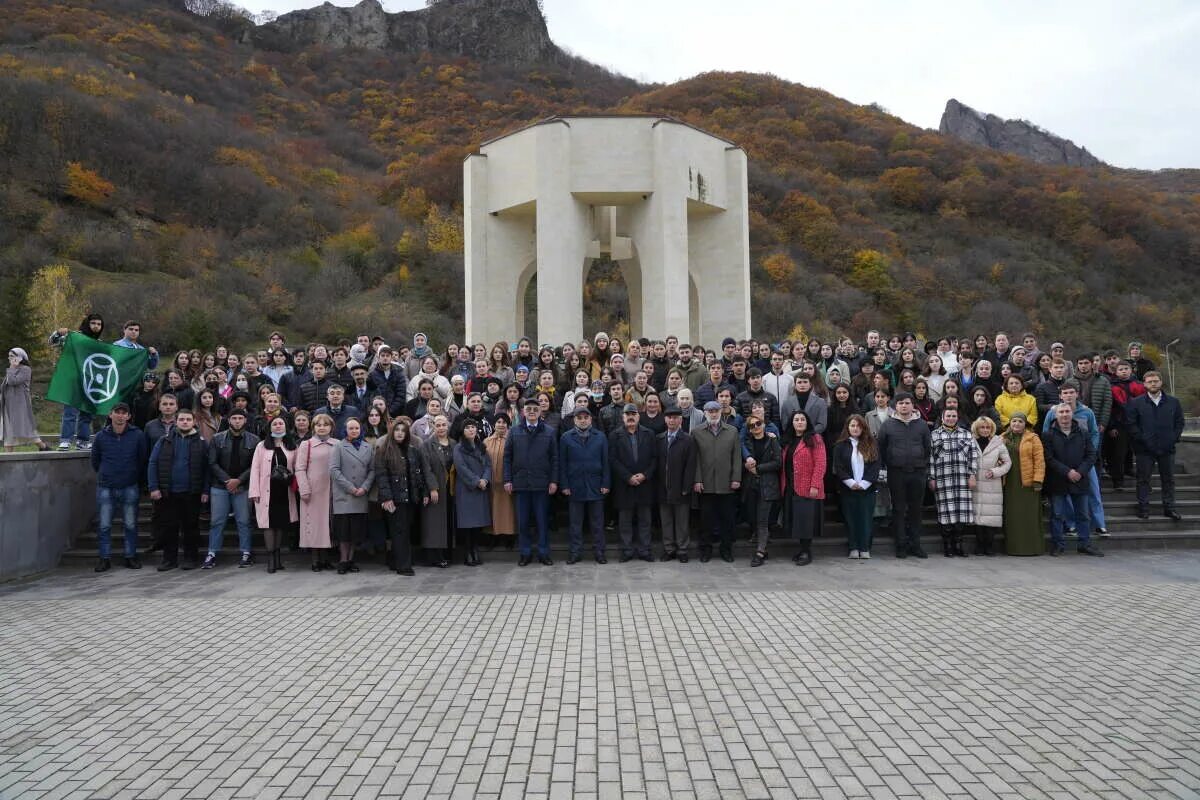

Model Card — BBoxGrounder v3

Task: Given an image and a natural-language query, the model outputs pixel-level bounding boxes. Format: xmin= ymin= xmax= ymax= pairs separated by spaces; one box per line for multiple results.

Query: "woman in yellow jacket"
xmin=994 ymin=374 xmax=1037 ymax=429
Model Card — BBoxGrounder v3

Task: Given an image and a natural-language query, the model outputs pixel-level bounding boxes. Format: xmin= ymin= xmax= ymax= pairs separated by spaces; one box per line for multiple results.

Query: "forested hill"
xmin=1 ymin=0 xmax=1197 ymax=376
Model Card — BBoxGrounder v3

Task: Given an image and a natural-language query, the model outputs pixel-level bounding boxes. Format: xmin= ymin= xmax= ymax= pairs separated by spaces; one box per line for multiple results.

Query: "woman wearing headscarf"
xmin=405 ymin=333 xmax=435 ymax=379
xmin=3 ymin=348 xmax=48 ymax=451
xmin=1001 ymin=412 xmax=1045 ymax=556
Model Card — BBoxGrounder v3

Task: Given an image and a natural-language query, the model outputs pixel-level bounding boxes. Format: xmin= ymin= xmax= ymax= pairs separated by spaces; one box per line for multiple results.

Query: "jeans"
xmin=1135 ymin=450 xmax=1176 ymax=512
xmin=208 ymin=487 xmax=253 ymax=554
xmin=515 ymin=491 xmax=551 ymax=558
xmin=567 ymin=499 xmax=605 ymax=557
xmin=61 ymin=405 xmax=93 ymax=445
xmin=97 ymin=485 xmax=140 ymax=558
xmin=1051 ymin=493 xmax=1091 ymax=549
xmin=1086 ymin=466 xmax=1107 ymax=528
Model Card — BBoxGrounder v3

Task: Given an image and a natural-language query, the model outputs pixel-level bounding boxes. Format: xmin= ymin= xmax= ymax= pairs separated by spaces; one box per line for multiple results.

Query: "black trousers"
xmin=699 ymin=494 xmax=737 ymax=555
xmin=1135 ymin=450 xmax=1176 ymax=512
xmin=887 ymin=469 xmax=926 ymax=550
xmin=159 ymin=492 xmax=202 ymax=562
xmin=384 ymin=504 xmax=413 ymax=571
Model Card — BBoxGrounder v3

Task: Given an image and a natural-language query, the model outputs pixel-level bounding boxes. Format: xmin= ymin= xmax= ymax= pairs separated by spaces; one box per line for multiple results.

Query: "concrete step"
xmin=60 ymin=527 xmax=1200 ymax=565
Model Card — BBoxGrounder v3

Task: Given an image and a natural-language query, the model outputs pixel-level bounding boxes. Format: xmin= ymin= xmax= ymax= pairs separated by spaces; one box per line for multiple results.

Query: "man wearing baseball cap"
xmin=557 ymin=405 xmax=610 ymax=564
xmin=90 ymin=402 xmax=148 ymax=572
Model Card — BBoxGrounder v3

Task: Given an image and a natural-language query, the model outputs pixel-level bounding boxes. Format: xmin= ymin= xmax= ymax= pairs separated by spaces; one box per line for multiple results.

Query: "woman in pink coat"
xmin=296 ymin=413 xmax=337 ymax=571
xmin=249 ymin=415 xmax=299 ymax=574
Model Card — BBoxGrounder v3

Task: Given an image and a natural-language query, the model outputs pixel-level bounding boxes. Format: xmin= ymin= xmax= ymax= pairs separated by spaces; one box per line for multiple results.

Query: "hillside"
xmin=1 ymin=0 xmax=1197 ymax=408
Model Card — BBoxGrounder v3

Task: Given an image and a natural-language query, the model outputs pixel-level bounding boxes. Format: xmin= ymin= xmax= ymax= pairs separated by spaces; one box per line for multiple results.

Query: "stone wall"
xmin=0 ymin=452 xmax=95 ymax=582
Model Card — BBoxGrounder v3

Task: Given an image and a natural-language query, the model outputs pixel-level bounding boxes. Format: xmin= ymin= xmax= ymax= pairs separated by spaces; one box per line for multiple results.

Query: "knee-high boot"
xmin=975 ymin=525 xmax=991 ymax=556
xmin=941 ymin=526 xmax=953 ymax=557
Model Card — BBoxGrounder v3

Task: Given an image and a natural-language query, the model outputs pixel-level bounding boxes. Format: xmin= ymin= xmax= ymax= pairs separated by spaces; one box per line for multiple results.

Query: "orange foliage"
xmin=64 ymin=162 xmax=114 ymax=206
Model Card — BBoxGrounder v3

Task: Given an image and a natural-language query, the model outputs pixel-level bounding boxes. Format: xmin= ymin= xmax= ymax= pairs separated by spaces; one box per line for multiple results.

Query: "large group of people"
xmin=30 ymin=316 xmax=1186 ymax=573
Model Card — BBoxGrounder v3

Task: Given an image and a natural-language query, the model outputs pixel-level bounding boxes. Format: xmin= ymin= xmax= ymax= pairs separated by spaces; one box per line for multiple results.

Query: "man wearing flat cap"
xmin=504 ymin=396 xmax=559 ymax=566
xmin=608 ymin=404 xmax=658 ymax=562
xmin=691 ymin=401 xmax=742 ymax=562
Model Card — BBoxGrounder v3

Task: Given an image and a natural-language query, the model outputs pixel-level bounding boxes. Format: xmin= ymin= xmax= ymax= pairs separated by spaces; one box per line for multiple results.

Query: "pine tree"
xmin=0 ymin=271 xmax=35 ymax=354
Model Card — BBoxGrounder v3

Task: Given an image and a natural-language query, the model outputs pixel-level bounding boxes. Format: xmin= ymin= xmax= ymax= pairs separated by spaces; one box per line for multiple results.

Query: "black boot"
xmin=953 ymin=526 xmax=968 ymax=557
xmin=276 ymin=549 xmax=285 ymax=570
xmin=942 ymin=530 xmax=953 ymax=557
xmin=795 ymin=542 xmax=812 ymax=566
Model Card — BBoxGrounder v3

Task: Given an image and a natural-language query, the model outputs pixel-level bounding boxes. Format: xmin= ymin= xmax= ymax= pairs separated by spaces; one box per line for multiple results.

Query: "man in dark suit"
xmin=656 ymin=406 xmax=697 ymax=562
xmin=608 ymin=404 xmax=658 ymax=562
xmin=504 ymin=398 xmax=559 ymax=566
xmin=1126 ymin=370 xmax=1185 ymax=520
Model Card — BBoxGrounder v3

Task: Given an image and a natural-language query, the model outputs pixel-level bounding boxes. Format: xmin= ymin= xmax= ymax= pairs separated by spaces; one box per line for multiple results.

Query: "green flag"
xmin=47 ymin=332 xmax=149 ymax=415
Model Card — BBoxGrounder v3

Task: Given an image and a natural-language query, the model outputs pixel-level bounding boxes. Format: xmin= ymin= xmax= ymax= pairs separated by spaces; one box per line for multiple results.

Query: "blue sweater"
xmin=91 ymin=425 xmax=149 ymax=489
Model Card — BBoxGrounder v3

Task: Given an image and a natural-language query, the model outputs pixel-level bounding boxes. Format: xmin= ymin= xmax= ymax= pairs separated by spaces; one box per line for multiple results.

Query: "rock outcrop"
xmin=939 ymin=98 xmax=1103 ymax=168
xmin=253 ymin=0 xmax=561 ymax=65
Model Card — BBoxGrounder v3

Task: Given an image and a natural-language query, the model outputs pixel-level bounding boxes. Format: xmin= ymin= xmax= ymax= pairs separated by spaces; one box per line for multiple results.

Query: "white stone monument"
xmin=464 ymin=115 xmax=751 ymax=347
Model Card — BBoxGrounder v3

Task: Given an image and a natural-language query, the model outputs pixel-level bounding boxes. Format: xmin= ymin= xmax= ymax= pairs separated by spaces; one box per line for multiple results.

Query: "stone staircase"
xmin=60 ymin=467 xmax=1200 ymax=566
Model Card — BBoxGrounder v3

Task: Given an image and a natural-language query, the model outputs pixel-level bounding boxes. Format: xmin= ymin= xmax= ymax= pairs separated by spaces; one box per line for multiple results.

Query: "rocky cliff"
xmin=253 ymin=0 xmax=561 ymax=65
xmin=939 ymin=98 xmax=1103 ymax=168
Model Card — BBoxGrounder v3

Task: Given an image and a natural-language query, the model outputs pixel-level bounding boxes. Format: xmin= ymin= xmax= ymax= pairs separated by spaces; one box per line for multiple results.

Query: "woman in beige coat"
xmin=296 ymin=413 xmax=337 ymax=571
xmin=970 ymin=416 xmax=1011 ymax=555
xmin=483 ymin=415 xmax=515 ymax=548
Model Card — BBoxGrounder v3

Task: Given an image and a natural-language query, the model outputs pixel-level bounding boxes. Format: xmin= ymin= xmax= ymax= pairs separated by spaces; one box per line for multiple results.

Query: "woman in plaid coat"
xmin=928 ymin=407 xmax=980 ymax=557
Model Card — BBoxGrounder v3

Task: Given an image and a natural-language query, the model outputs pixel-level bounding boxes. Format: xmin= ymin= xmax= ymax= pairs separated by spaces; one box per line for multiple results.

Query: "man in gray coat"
xmin=779 ymin=374 xmax=828 ymax=434
xmin=691 ymin=402 xmax=743 ymax=562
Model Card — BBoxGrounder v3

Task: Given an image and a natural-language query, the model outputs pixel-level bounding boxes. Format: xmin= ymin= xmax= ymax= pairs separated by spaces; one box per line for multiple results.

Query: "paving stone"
xmin=0 ymin=557 xmax=1197 ymax=799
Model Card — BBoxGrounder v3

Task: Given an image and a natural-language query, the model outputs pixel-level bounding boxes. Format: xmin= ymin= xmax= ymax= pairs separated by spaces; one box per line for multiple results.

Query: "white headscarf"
xmin=9 ymin=347 xmax=29 ymax=363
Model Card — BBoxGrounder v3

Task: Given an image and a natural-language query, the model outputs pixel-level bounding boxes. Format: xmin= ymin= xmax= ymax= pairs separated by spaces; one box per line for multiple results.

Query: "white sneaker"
xmin=57 ymin=441 xmax=71 ymax=451
xmin=848 ymin=550 xmax=859 ymax=559
xmin=860 ymin=551 xmax=871 ymax=559
xmin=76 ymin=441 xmax=91 ymax=451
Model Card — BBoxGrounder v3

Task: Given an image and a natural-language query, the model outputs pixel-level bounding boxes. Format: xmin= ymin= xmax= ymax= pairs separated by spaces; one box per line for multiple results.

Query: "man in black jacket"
xmin=147 ymin=410 xmax=209 ymax=571
xmin=876 ymin=393 xmax=932 ymax=559
xmin=1043 ymin=404 xmax=1104 ymax=556
xmin=299 ymin=361 xmax=333 ymax=413
xmin=1126 ymin=371 xmax=1185 ymax=520
xmin=204 ymin=408 xmax=260 ymax=569
xmin=609 ymin=404 xmax=658 ymax=562
xmin=656 ymin=407 xmax=697 ymax=562
xmin=368 ymin=346 xmax=408 ymax=418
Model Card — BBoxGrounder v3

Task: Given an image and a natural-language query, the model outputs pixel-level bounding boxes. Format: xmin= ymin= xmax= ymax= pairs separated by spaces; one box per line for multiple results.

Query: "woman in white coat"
xmin=406 ymin=355 xmax=451 ymax=401
xmin=970 ymin=416 xmax=1011 ymax=556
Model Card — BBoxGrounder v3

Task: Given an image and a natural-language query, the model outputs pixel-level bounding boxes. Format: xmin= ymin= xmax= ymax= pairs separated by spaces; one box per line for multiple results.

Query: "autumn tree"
xmin=64 ymin=162 xmax=114 ymax=207
xmin=27 ymin=264 xmax=89 ymax=360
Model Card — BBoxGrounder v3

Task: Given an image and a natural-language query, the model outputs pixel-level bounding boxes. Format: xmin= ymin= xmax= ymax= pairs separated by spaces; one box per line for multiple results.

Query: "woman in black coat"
xmin=742 ymin=416 xmax=782 ymax=567
xmin=374 ymin=419 xmax=429 ymax=576
xmin=832 ymin=413 xmax=882 ymax=559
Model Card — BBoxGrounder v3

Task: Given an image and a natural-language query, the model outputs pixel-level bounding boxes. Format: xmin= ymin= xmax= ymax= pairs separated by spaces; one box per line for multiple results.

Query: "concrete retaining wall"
xmin=0 ymin=451 xmax=95 ymax=582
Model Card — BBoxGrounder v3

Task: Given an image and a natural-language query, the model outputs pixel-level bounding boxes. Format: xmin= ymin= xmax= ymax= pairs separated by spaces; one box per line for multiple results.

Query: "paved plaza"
xmin=1 ymin=552 xmax=1199 ymax=800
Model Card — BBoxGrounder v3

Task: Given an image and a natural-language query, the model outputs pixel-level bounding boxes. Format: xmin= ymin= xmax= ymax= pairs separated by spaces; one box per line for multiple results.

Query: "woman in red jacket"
xmin=781 ymin=410 xmax=826 ymax=565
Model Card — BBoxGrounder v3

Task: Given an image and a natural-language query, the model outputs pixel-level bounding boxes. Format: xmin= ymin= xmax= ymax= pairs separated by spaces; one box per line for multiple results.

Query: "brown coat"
xmin=484 ymin=431 xmax=515 ymax=534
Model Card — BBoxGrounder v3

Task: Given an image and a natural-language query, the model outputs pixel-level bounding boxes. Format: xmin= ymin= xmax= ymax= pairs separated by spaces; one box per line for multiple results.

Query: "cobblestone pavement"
xmin=1 ymin=555 xmax=1198 ymax=799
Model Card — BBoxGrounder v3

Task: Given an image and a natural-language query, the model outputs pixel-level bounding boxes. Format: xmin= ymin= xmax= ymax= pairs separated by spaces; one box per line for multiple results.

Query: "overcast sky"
xmin=236 ymin=0 xmax=1199 ymax=170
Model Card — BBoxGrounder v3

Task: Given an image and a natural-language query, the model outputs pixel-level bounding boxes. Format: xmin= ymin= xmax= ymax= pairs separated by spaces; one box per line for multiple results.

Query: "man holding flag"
xmin=48 ymin=330 xmax=152 ymax=425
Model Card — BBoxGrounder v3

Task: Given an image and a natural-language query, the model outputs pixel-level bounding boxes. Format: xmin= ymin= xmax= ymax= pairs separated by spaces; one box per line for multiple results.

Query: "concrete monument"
xmin=464 ymin=116 xmax=751 ymax=347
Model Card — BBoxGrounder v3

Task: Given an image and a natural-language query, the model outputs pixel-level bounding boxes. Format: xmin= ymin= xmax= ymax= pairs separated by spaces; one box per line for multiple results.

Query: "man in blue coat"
xmin=90 ymin=402 xmax=148 ymax=572
xmin=1126 ymin=371 xmax=1185 ymax=520
xmin=558 ymin=406 xmax=610 ymax=564
xmin=504 ymin=397 xmax=559 ymax=566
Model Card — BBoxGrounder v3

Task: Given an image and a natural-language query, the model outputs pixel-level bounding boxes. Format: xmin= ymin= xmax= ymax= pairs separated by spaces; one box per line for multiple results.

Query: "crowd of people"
xmin=30 ymin=316 xmax=1187 ymax=573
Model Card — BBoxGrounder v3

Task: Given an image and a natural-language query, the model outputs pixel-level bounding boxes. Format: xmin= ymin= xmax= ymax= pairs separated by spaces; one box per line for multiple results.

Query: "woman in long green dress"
xmin=1002 ymin=412 xmax=1045 ymax=555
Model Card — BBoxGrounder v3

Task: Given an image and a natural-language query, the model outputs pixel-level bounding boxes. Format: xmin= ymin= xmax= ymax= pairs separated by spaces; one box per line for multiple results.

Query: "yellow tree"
xmin=28 ymin=264 xmax=89 ymax=360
